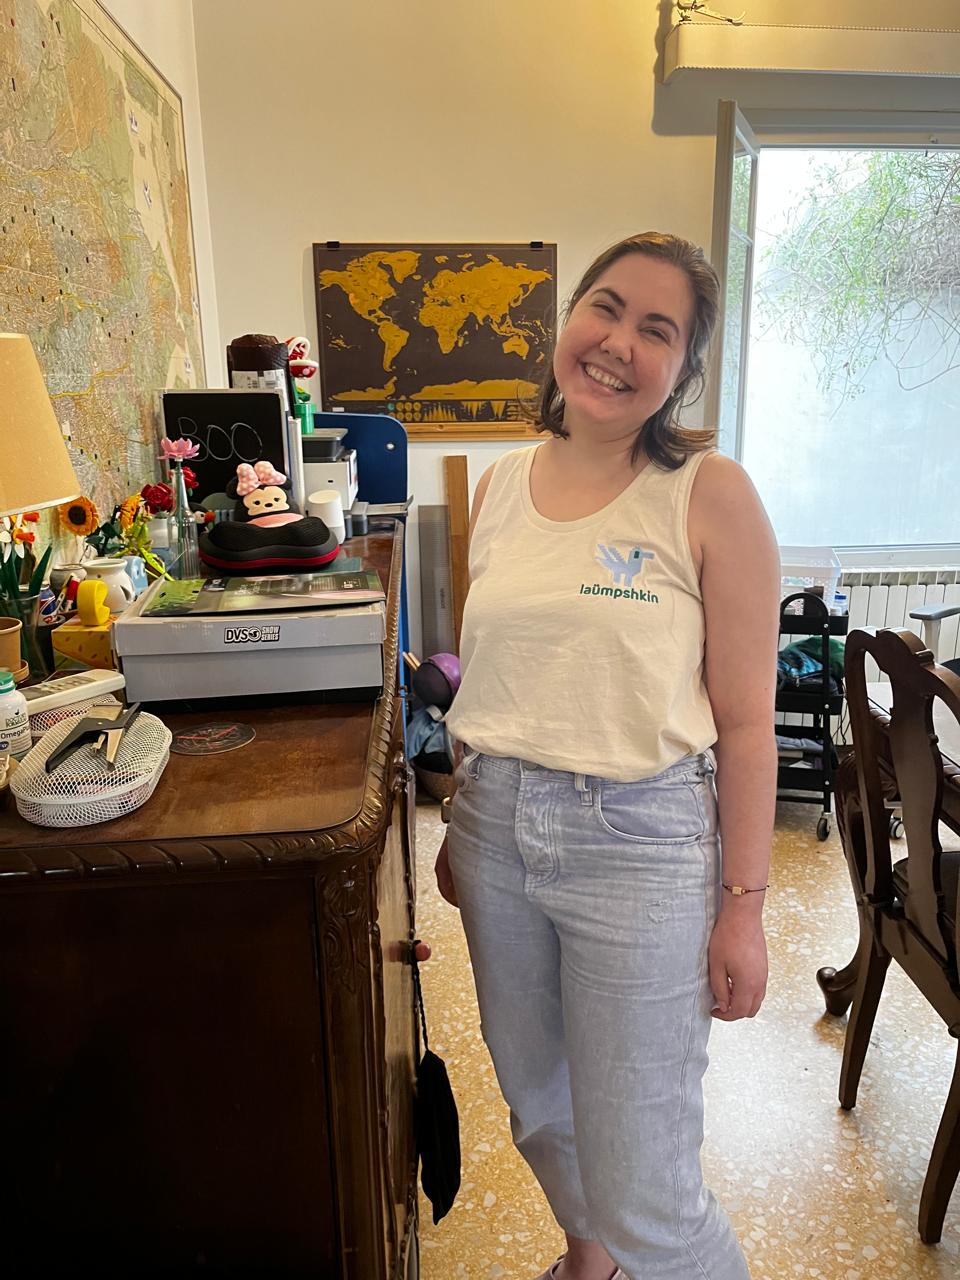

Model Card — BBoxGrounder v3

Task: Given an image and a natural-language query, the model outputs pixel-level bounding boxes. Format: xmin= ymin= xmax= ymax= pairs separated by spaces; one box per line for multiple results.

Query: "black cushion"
xmin=198 ymin=515 xmax=340 ymax=574
xmin=207 ymin=516 xmax=334 ymax=551
xmin=892 ymin=852 xmax=960 ymax=933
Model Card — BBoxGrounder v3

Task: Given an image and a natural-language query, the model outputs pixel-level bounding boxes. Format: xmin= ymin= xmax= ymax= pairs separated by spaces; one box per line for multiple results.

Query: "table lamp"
xmin=0 ymin=333 xmax=81 ymax=682
xmin=0 ymin=333 xmax=80 ymax=517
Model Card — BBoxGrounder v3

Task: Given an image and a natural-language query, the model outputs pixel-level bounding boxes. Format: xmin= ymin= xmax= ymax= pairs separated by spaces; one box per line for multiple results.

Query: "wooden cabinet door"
xmin=0 ymin=876 xmax=337 ymax=1274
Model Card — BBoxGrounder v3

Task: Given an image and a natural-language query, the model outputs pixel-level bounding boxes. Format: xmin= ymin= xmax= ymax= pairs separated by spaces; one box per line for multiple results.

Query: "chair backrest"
xmin=845 ymin=627 xmax=960 ymax=967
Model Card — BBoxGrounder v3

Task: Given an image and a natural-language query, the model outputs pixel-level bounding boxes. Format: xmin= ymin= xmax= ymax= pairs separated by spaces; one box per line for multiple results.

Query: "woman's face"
xmin=552 ymin=253 xmax=694 ymax=445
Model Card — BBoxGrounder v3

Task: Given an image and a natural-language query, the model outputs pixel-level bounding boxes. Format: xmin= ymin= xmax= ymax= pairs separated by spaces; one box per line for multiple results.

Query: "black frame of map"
xmin=313 ymin=243 xmax=556 ymax=439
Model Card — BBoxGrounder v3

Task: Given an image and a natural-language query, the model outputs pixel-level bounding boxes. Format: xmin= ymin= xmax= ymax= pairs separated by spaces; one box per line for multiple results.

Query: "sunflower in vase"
xmin=116 ymin=492 xmax=170 ymax=581
xmin=63 ymin=492 xmax=171 ymax=582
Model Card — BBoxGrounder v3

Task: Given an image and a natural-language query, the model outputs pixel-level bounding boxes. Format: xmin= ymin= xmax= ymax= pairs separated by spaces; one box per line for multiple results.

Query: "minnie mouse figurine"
xmin=198 ymin=459 xmax=340 ymax=574
xmin=230 ymin=460 xmax=300 ymax=525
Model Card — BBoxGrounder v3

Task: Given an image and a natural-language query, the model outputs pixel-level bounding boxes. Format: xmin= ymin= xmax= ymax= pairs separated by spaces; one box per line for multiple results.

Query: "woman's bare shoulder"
xmin=688 ymin=452 xmax=775 ymax=567
xmin=691 ymin=452 xmax=765 ymax=516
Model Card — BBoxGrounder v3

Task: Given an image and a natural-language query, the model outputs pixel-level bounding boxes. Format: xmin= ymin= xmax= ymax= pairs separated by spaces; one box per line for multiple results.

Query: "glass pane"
xmin=718 ymin=230 xmax=749 ymax=457
xmin=731 ymin=145 xmax=752 ymax=235
xmin=743 ymin=148 xmax=960 ymax=546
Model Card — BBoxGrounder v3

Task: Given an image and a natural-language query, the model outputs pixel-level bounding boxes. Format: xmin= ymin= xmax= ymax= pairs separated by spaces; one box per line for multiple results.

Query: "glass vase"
xmin=171 ymin=461 xmax=200 ymax=580
xmin=16 ymin=592 xmax=51 ymax=681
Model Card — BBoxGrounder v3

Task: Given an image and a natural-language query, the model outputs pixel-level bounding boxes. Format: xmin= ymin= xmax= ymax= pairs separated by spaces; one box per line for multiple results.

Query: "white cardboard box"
xmin=113 ymin=579 xmax=385 ymax=702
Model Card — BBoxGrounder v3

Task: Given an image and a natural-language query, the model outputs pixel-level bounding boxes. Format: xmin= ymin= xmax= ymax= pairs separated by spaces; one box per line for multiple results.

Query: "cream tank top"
xmin=444 ymin=444 xmax=717 ymax=782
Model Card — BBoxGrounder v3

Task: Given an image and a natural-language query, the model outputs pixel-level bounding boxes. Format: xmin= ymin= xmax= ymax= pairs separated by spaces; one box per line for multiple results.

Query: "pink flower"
xmin=159 ymin=436 xmax=201 ymax=461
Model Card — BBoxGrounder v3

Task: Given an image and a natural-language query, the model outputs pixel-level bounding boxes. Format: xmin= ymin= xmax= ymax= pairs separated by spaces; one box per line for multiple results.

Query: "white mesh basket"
xmin=10 ymin=711 xmax=172 ymax=827
xmin=30 ymin=694 xmax=122 ymax=743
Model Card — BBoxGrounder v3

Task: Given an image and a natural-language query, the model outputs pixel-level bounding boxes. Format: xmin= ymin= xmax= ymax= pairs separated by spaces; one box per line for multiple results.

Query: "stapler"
xmin=45 ymin=703 xmax=142 ymax=774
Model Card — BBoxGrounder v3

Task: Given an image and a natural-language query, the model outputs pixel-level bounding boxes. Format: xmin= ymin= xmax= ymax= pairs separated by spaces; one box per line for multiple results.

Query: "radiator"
xmin=844 ymin=570 xmax=960 ymax=664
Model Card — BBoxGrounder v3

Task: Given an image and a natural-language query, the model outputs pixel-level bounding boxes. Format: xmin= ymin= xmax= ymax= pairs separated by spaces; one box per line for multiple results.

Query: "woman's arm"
xmin=689 ymin=453 xmax=780 ymax=1021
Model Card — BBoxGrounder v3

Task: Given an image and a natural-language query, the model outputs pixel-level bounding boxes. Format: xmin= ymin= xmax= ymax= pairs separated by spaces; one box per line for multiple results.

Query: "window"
xmin=710 ymin=106 xmax=960 ymax=551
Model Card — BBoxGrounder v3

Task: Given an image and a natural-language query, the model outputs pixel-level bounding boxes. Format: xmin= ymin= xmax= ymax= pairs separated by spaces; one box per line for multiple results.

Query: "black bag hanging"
xmin=411 ymin=939 xmax=461 ymax=1224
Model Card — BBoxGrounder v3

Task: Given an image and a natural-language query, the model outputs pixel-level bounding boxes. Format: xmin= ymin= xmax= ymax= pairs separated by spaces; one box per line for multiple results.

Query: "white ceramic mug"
xmin=306 ymin=489 xmax=346 ymax=544
xmin=82 ymin=558 xmax=136 ymax=612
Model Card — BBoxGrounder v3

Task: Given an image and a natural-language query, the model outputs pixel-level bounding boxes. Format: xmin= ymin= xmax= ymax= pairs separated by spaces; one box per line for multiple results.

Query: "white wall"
xmin=750 ymin=1 xmax=959 ymax=24
xmin=100 ymin=0 xmax=222 ymax=383
xmin=191 ymin=0 xmax=960 ymax=652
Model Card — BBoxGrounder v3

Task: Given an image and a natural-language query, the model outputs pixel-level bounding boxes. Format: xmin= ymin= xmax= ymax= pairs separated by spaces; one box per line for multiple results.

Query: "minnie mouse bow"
xmin=236 ymin=460 xmax=287 ymax=495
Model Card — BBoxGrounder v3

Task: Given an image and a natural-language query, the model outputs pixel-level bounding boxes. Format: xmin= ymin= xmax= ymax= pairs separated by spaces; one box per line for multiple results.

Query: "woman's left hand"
xmin=708 ymin=910 xmax=768 ymax=1021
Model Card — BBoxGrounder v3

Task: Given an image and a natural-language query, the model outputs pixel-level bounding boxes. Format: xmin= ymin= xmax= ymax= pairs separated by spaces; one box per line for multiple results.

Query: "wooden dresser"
xmin=0 ymin=524 xmax=419 ymax=1279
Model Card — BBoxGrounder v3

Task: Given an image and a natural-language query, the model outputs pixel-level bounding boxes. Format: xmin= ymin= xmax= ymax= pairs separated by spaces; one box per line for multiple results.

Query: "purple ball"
xmin=412 ymin=652 xmax=461 ymax=711
xmin=428 ymin=652 xmax=461 ymax=693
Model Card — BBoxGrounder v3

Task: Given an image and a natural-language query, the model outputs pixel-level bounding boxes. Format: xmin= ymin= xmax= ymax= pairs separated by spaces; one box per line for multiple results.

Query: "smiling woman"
xmin=530 ymin=231 xmax=719 ymax=469
xmin=439 ymin=232 xmax=782 ymax=1280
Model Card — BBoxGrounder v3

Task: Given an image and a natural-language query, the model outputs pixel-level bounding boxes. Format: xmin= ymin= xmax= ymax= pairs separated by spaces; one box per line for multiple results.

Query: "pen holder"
xmin=0 ymin=616 xmax=23 ymax=676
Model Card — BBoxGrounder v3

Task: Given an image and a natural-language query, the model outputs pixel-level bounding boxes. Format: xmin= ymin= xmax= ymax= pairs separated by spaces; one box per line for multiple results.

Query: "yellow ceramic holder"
xmin=76 ymin=579 xmax=111 ymax=627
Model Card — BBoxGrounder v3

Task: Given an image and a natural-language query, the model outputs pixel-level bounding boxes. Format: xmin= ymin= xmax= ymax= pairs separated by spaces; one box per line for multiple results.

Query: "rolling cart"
xmin=776 ymin=592 xmax=848 ymax=841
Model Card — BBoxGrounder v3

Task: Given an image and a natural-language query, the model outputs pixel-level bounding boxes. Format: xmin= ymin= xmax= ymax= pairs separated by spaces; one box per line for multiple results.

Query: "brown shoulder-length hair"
xmin=528 ymin=232 xmax=720 ymax=470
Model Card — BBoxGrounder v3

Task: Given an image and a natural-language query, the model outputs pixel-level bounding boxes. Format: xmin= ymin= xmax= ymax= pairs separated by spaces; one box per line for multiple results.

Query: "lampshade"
xmin=0 ymin=333 xmax=80 ymax=518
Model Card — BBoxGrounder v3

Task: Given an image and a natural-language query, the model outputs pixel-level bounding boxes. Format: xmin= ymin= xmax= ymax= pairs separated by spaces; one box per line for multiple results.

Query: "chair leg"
xmin=918 ymin=1039 xmax=960 ymax=1245
xmin=817 ymin=930 xmax=873 ymax=1018
xmin=839 ymin=942 xmax=891 ymax=1111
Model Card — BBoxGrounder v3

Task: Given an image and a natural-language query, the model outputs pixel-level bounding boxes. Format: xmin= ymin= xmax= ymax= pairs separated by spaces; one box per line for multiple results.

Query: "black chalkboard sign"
xmin=158 ymin=389 xmax=289 ymax=504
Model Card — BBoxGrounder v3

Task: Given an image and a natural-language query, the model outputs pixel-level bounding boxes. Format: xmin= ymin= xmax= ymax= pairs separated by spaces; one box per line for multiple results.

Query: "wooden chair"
xmin=819 ymin=626 xmax=960 ymax=1244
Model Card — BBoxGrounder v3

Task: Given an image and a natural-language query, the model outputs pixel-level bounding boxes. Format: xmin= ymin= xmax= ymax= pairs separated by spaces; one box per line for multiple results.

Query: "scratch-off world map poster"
xmin=313 ymin=243 xmax=556 ymax=426
xmin=0 ymin=0 xmax=205 ymax=525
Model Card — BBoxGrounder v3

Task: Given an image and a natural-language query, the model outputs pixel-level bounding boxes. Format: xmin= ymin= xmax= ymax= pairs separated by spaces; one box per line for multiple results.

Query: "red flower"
xmin=181 ymin=466 xmax=198 ymax=491
xmin=140 ymin=482 xmax=174 ymax=514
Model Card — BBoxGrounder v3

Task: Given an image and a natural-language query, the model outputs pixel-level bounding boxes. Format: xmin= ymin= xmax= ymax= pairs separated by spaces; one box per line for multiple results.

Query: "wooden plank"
xmin=406 ymin=421 xmax=539 ymax=442
xmin=443 ymin=455 xmax=470 ymax=653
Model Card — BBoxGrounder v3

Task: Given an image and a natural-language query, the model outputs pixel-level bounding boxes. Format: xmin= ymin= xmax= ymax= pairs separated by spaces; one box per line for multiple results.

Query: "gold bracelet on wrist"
xmin=722 ymin=882 xmax=768 ymax=896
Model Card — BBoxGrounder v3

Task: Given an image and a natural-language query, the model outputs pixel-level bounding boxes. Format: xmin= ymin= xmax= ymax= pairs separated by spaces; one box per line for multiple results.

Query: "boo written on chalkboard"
xmin=157 ymin=389 xmax=291 ymax=505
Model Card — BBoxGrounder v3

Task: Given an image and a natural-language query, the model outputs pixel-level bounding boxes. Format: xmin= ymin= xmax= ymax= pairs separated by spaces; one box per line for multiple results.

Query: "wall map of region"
xmin=313 ymin=243 xmax=556 ymax=425
xmin=0 ymin=0 xmax=205 ymax=519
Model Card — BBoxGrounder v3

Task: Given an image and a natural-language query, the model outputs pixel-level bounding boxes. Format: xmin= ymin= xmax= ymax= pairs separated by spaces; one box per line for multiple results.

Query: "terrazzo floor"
xmin=414 ymin=797 xmax=960 ymax=1280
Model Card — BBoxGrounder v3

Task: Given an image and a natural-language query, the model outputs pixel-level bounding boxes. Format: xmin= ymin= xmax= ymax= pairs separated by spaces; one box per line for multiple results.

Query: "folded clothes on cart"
xmin=775 ymin=733 xmax=826 ymax=756
xmin=777 ymin=637 xmax=845 ymax=695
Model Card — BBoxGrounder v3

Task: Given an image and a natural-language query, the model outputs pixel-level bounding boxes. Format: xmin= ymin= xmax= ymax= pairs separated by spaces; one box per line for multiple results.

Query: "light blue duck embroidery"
xmin=579 ymin=544 xmax=659 ymax=603
xmin=595 ymin=544 xmax=655 ymax=588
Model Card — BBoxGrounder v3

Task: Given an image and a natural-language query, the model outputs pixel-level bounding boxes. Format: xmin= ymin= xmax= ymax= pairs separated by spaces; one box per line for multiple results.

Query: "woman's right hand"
xmin=435 ymin=834 xmax=459 ymax=908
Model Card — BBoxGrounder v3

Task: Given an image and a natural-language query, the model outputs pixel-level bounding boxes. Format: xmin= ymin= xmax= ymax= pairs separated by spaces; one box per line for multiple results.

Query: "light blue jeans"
xmin=447 ymin=749 xmax=749 ymax=1280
